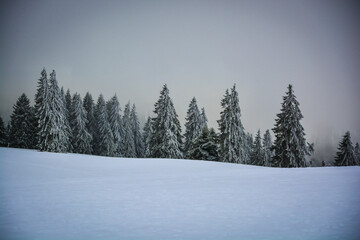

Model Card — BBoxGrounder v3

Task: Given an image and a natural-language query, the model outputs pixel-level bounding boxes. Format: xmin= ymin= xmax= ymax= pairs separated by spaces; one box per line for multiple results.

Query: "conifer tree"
xmin=9 ymin=94 xmax=35 ymax=149
xmin=354 ymin=142 xmax=360 ymax=166
xmin=122 ymin=102 xmax=136 ymax=158
xmin=200 ymin=107 xmax=208 ymax=130
xmin=189 ymin=127 xmax=219 ymax=161
xmin=251 ymin=130 xmax=264 ymax=166
xmin=83 ymin=92 xmax=96 ymax=153
xmin=46 ymin=70 xmax=71 ymax=152
xmin=65 ymin=89 xmax=72 ymax=122
xmin=272 ymin=84 xmax=309 ymax=167
xmin=184 ymin=97 xmax=202 ymax=157
xmin=0 ymin=116 xmax=6 ymax=147
xmin=218 ymin=85 xmax=246 ymax=163
xmin=334 ymin=131 xmax=356 ymax=166
xmin=150 ymin=84 xmax=183 ymax=159
xmin=263 ymin=129 xmax=273 ymax=167
xmin=107 ymin=95 xmax=123 ymax=156
xmin=70 ymin=93 xmax=92 ymax=154
xmin=143 ymin=116 xmax=152 ymax=158
xmin=131 ymin=104 xmax=144 ymax=158
xmin=94 ymin=94 xmax=115 ymax=156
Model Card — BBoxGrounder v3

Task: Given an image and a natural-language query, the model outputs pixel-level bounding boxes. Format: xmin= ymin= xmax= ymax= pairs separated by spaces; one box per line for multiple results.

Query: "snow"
xmin=1 ymin=147 xmax=359 ymax=240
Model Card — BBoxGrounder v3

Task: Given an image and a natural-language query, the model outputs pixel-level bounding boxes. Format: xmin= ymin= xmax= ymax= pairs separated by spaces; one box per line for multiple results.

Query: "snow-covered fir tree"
xmin=200 ymin=107 xmax=208 ymax=130
xmin=272 ymin=84 xmax=309 ymax=167
xmin=131 ymin=104 xmax=144 ymax=158
xmin=142 ymin=116 xmax=152 ymax=158
xmin=70 ymin=93 xmax=92 ymax=154
xmin=150 ymin=84 xmax=183 ymax=159
xmin=263 ymin=129 xmax=273 ymax=167
xmin=0 ymin=116 xmax=6 ymax=147
xmin=65 ymin=89 xmax=72 ymax=122
xmin=122 ymin=102 xmax=136 ymax=158
xmin=94 ymin=94 xmax=115 ymax=156
xmin=218 ymin=85 xmax=246 ymax=163
xmin=251 ymin=130 xmax=264 ymax=166
xmin=106 ymin=95 xmax=123 ymax=156
xmin=334 ymin=131 xmax=356 ymax=166
xmin=34 ymin=68 xmax=51 ymax=151
xmin=9 ymin=94 xmax=35 ymax=149
xmin=83 ymin=92 xmax=96 ymax=153
xmin=354 ymin=142 xmax=360 ymax=166
xmin=183 ymin=97 xmax=202 ymax=157
xmin=46 ymin=70 xmax=71 ymax=152
xmin=189 ymin=127 xmax=219 ymax=161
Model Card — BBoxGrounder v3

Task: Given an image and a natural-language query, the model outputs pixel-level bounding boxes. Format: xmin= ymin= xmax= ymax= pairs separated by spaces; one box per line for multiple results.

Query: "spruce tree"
xmin=189 ymin=127 xmax=219 ymax=161
xmin=107 ymin=95 xmax=123 ymax=156
xmin=263 ymin=129 xmax=273 ymax=167
xmin=200 ymin=107 xmax=208 ymax=130
xmin=65 ymin=89 xmax=72 ymax=122
xmin=131 ymin=104 xmax=144 ymax=158
xmin=184 ymin=97 xmax=202 ymax=157
xmin=217 ymin=85 xmax=246 ymax=163
xmin=94 ymin=94 xmax=115 ymax=156
xmin=9 ymin=94 xmax=35 ymax=149
xmin=334 ymin=131 xmax=356 ymax=166
xmin=122 ymin=102 xmax=136 ymax=158
xmin=251 ymin=130 xmax=264 ymax=166
xmin=150 ymin=84 xmax=183 ymax=159
xmin=143 ymin=116 xmax=152 ymax=158
xmin=70 ymin=93 xmax=92 ymax=154
xmin=272 ymin=84 xmax=309 ymax=167
xmin=83 ymin=92 xmax=96 ymax=153
xmin=46 ymin=70 xmax=71 ymax=152
xmin=354 ymin=142 xmax=360 ymax=166
xmin=0 ymin=116 xmax=6 ymax=147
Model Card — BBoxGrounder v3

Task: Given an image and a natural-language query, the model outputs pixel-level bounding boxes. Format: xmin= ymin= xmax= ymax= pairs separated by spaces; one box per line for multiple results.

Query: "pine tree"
xmin=189 ymin=127 xmax=219 ymax=161
xmin=9 ymin=94 xmax=36 ymax=149
xmin=200 ymin=107 xmax=208 ymax=130
xmin=46 ymin=70 xmax=71 ymax=152
xmin=354 ymin=143 xmax=360 ymax=166
xmin=83 ymin=92 xmax=96 ymax=153
xmin=251 ymin=130 xmax=264 ymax=166
xmin=122 ymin=102 xmax=136 ymax=158
xmin=107 ymin=95 xmax=123 ymax=156
xmin=334 ymin=131 xmax=356 ymax=166
xmin=65 ymin=89 xmax=72 ymax=121
xmin=70 ymin=93 xmax=92 ymax=154
xmin=184 ymin=97 xmax=202 ymax=157
xmin=217 ymin=85 xmax=246 ymax=163
xmin=131 ymin=104 xmax=144 ymax=158
xmin=94 ymin=94 xmax=115 ymax=156
xmin=272 ymin=84 xmax=309 ymax=167
xmin=150 ymin=84 xmax=183 ymax=159
xmin=0 ymin=116 xmax=6 ymax=147
xmin=143 ymin=116 xmax=152 ymax=158
xmin=263 ymin=129 xmax=273 ymax=167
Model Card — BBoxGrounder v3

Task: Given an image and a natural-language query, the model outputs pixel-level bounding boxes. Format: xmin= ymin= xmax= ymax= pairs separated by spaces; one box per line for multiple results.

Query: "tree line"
xmin=0 ymin=68 xmax=359 ymax=167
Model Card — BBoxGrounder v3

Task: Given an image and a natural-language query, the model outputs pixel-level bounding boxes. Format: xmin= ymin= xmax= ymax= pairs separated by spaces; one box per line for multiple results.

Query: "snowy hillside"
xmin=1 ymin=147 xmax=359 ymax=240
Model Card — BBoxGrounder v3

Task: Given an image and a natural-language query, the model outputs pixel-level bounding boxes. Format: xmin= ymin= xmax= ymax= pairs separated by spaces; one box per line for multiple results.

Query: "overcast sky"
xmin=1 ymin=0 xmax=359 ymax=160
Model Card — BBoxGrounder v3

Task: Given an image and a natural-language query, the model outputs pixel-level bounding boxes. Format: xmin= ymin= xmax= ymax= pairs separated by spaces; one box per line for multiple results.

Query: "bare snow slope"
xmin=0 ymin=147 xmax=359 ymax=240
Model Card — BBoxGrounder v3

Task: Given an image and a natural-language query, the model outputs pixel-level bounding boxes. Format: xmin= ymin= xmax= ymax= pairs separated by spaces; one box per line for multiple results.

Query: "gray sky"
xmin=1 ymin=0 xmax=359 ymax=161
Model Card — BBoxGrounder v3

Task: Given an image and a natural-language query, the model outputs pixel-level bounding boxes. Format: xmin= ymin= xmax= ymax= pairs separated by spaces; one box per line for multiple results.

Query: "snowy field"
xmin=0 ymin=147 xmax=359 ymax=240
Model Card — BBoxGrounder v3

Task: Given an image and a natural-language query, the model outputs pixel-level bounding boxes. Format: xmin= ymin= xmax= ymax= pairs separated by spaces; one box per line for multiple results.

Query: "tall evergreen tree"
xmin=184 ymin=97 xmax=202 ymax=157
xmin=150 ymin=84 xmax=183 ymax=159
xmin=272 ymin=84 xmax=309 ymax=167
xmin=0 ymin=116 xmax=6 ymax=147
xmin=70 ymin=93 xmax=92 ymax=154
xmin=9 ymin=94 xmax=35 ymax=149
xmin=65 ymin=89 xmax=72 ymax=121
xmin=131 ymin=104 xmax=144 ymax=158
xmin=83 ymin=92 xmax=96 ymax=153
xmin=334 ymin=131 xmax=356 ymax=166
xmin=354 ymin=142 xmax=360 ymax=166
xmin=200 ymin=107 xmax=208 ymax=130
xmin=218 ymin=85 xmax=246 ymax=163
xmin=251 ymin=130 xmax=264 ymax=166
xmin=122 ymin=102 xmax=136 ymax=158
xmin=94 ymin=94 xmax=115 ymax=156
xmin=189 ymin=127 xmax=219 ymax=161
xmin=143 ymin=116 xmax=152 ymax=158
xmin=263 ymin=129 xmax=273 ymax=167
xmin=46 ymin=70 xmax=71 ymax=152
xmin=107 ymin=95 xmax=123 ymax=156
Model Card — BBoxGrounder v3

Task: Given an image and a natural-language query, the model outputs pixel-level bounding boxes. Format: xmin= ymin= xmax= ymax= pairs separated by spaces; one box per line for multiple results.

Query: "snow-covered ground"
xmin=0 ymin=147 xmax=359 ymax=240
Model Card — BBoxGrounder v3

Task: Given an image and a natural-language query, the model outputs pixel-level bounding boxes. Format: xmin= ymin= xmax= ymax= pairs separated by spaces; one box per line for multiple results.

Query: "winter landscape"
xmin=1 ymin=1 xmax=360 ymax=239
